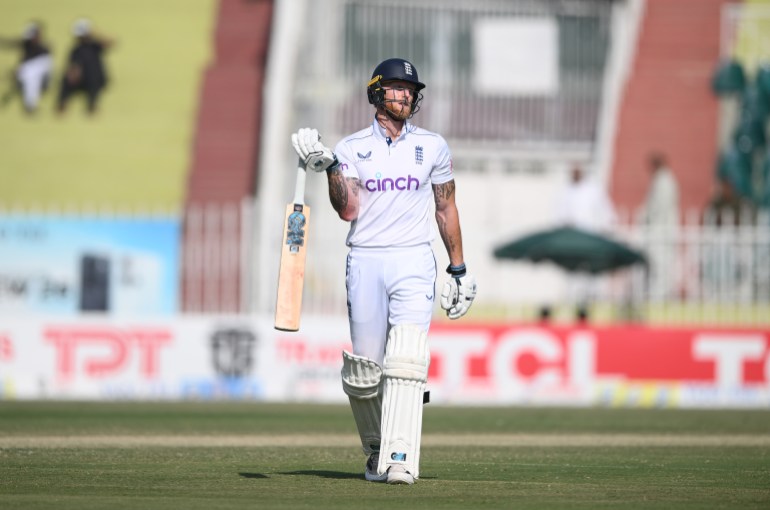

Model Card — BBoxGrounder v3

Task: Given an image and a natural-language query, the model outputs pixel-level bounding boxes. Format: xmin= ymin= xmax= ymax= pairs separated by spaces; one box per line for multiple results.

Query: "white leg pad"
xmin=377 ymin=324 xmax=429 ymax=479
xmin=341 ymin=350 xmax=382 ymax=455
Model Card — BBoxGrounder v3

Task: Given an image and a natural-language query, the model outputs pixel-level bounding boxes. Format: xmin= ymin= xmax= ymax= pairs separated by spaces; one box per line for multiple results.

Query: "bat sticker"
xmin=286 ymin=208 xmax=306 ymax=252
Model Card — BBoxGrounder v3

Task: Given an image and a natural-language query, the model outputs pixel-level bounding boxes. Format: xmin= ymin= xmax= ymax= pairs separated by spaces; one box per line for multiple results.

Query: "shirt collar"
xmin=371 ymin=116 xmax=413 ymax=144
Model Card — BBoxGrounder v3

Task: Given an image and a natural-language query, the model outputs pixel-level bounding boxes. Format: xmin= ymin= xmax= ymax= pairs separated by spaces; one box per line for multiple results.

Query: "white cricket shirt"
xmin=334 ymin=118 xmax=454 ymax=248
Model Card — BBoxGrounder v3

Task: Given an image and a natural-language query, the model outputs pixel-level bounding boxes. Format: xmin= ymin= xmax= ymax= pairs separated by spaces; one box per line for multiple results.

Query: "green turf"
xmin=0 ymin=0 xmax=216 ymax=210
xmin=1 ymin=402 xmax=770 ymax=436
xmin=0 ymin=402 xmax=769 ymax=509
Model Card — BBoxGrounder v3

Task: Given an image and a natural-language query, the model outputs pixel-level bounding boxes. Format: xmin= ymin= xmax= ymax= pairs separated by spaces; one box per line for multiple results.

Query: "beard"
xmin=383 ymin=98 xmax=412 ymax=121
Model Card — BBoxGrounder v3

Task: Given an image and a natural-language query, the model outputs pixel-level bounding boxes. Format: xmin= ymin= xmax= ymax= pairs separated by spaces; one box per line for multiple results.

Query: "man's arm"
xmin=327 ymin=167 xmax=360 ymax=222
xmin=435 ymin=178 xmax=477 ymax=320
xmin=291 ymin=127 xmax=359 ymax=221
xmin=433 ymin=179 xmax=464 ymax=266
xmin=0 ymin=37 xmax=22 ymax=48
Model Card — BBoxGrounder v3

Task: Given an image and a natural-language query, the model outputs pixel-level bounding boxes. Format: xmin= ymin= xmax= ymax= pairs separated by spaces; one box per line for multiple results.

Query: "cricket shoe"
xmin=386 ymin=464 xmax=414 ymax=485
xmin=364 ymin=453 xmax=387 ymax=482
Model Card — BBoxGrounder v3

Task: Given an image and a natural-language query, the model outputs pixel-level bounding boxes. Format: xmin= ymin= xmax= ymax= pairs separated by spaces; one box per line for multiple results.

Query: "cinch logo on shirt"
xmin=364 ymin=173 xmax=420 ymax=192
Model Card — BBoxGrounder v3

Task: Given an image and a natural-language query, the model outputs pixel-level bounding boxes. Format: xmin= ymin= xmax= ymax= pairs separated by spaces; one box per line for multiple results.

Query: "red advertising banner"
xmin=427 ymin=323 xmax=770 ymax=407
xmin=1 ymin=317 xmax=768 ymax=407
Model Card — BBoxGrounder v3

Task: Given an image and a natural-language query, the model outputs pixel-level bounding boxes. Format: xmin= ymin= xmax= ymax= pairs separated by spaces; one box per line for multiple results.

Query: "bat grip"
xmin=292 ymin=158 xmax=307 ymax=205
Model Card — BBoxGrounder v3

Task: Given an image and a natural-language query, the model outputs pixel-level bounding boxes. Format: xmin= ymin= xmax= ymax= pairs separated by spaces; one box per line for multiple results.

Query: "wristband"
xmin=446 ymin=263 xmax=466 ymax=277
xmin=326 ymin=155 xmax=340 ymax=173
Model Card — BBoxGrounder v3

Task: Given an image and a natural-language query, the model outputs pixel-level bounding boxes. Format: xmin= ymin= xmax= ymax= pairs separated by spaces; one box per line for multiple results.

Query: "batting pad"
xmin=341 ymin=351 xmax=383 ymax=455
xmin=377 ymin=324 xmax=430 ymax=479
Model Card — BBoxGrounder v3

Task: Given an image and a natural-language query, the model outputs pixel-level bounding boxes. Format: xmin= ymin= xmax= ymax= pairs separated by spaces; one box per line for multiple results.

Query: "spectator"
xmin=537 ymin=305 xmax=552 ymax=325
xmin=640 ymin=152 xmax=679 ymax=226
xmin=705 ymin=176 xmax=755 ymax=227
xmin=554 ymin=164 xmax=617 ymax=233
xmin=553 ymin=164 xmax=617 ymax=321
xmin=701 ymin=177 xmax=756 ymax=297
xmin=0 ymin=21 xmax=52 ymax=114
xmin=57 ymin=18 xmax=113 ymax=115
xmin=639 ymin=152 xmax=680 ymax=301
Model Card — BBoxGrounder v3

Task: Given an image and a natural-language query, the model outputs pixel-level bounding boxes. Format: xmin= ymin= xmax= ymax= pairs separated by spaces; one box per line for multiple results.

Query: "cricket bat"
xmin=274 ymin=159 xmax=311 ymax=331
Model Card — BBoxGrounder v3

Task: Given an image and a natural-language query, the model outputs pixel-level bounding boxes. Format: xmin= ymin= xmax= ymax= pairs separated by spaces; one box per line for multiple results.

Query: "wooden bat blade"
xmin=275 ymin=203 xmax=311 ymax=331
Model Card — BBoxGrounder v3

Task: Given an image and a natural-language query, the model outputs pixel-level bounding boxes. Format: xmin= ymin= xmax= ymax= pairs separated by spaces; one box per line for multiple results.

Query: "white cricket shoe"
xmin=386 ymin=464 xmax=414 ymax=485
xmin=364 ymin=453 xmax=387 ymax=482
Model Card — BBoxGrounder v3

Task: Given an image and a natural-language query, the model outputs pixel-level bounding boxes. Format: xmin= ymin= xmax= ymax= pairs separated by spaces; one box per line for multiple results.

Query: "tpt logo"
xmin=365 ymin=173 xmax=420 ymax=192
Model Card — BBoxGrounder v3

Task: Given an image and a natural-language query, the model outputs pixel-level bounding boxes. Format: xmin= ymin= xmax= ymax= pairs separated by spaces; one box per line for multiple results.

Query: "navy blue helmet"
xmin=367 ymin=58 xmax=425 ymax=117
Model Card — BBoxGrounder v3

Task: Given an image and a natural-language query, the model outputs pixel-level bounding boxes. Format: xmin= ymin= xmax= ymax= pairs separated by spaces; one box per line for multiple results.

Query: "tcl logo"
xmin=430 ymin=328 xmax=596 ymax=399
xmin=429 ymin=327 xmax=770 ymax=398
xmin=693 ymin=334 xmax=770 ymax=386
xmin=45 ymin=327 xmax=171 ymax=379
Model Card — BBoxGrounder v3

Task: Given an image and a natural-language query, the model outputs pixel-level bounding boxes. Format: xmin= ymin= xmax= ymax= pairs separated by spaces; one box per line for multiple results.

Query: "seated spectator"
xmin=57 ymin=18 xmax=114 ymax=115
xmin=0 ymin=21 xmax=52 ymax=114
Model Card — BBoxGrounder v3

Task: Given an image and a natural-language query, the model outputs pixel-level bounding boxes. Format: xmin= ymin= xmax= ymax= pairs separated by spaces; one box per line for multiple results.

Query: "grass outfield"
xmin=0 ymin=402 xmax=769 ymax=509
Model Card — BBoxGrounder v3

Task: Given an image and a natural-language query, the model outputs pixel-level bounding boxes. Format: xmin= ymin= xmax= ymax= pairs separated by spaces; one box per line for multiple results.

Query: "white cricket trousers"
xmin=346 ymin=244 xmax=436 ymax=366
xmin=17 ymin=54 xmax=51 ymax=110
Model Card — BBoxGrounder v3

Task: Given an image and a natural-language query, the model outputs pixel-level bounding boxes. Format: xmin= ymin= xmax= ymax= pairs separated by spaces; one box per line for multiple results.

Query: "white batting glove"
xmin=291 ymin=127 xmax=339 ymax=173
xmin=440 ymin=263 xmax=477 ymax=320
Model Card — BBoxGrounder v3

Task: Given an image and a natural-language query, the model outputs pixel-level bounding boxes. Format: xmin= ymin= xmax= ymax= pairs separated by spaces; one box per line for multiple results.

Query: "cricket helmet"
xmin=367 ymin=58 xmax=425 ymax=118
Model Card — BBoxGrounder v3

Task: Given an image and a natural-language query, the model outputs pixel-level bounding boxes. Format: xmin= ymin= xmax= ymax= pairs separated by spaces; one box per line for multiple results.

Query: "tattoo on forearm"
xmin=347 ymin=177 xmax=362 ymax=194
xmin=328 ymin=173 xmax=360 ymax=213
xmin=328 ymin=172 xmax=348 ymax=211
xmin=437 ymin=215 xmax=448 ymax=241
xmin=432 ymin=180 xmax=455 ymax=207
xmin=434 ymin=179 xmax=462 ymax=259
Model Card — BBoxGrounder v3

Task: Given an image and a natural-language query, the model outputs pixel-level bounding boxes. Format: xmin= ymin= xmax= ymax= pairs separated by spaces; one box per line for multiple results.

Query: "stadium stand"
xmin=610 ymin=0 xmax=727 ymax=215
xmin=185 ymin=0 xmax=273 ymax=204
xmin=181 ymin=0 xmax=273 ymax=312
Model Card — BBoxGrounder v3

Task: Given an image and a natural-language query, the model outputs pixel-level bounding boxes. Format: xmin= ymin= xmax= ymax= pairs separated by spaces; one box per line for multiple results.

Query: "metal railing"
xmin=611 ymin=208 xmax=770 ymax=325
xmin=1 ymin=202 xmax=767 ymax=324
xmin=180 ymin=200 xmax=253 ymax=314
xmin=176 ymin=200 xmax=770 ymax=325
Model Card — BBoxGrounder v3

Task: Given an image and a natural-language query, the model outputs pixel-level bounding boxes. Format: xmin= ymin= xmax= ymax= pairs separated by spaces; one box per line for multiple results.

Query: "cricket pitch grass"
xmin=1 ymin=402 xmax=768 ymax=509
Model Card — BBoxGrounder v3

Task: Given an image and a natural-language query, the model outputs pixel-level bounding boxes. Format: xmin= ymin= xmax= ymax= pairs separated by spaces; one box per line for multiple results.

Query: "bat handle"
xmin=292 ymin=158 xmax=307 ymax=205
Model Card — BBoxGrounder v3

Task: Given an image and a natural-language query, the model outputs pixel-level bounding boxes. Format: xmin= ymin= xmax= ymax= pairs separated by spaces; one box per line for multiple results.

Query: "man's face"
xmin=381 ymin=80 xmax=416 ymax=121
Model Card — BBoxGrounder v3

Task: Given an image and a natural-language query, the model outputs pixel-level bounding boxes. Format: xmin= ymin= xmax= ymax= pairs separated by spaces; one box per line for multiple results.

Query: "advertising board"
xmin=1 ymin=317 xmax=768 ymax=407
xmin=0 ymin=216 xmax=180 ymax=315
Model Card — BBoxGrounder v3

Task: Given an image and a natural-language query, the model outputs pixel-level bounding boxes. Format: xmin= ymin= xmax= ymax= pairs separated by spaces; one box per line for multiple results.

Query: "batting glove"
xmin=440 ymin=263 xmax=477 ymax=320
xmin=291 ymin=127 xmax=339 ymax=173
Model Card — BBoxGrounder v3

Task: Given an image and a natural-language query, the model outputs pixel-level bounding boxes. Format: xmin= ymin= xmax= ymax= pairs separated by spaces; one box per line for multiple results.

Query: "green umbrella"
xmin=493 ymin=226 xmax=647 ymax=274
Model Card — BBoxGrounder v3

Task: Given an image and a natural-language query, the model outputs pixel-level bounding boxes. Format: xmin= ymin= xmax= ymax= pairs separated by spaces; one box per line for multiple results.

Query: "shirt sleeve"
xmin=334 ymin=140 xmax=359 ymax=179
xmin=430 ymin=134 xmax=453 ymax=185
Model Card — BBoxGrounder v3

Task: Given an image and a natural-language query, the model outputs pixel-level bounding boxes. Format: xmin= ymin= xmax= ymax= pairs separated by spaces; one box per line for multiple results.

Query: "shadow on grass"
xmin=241 ymin=470 xmax=437 ymax=481
xmin=239 ymin=472 xmax=270 ymax=479
xmin=279 ymin=470 xmax=362 ymax=480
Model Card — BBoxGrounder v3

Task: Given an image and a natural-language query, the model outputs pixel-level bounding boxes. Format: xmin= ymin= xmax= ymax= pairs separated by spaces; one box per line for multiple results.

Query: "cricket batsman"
xmin=292 ymin=57 xmax=477 ymax=484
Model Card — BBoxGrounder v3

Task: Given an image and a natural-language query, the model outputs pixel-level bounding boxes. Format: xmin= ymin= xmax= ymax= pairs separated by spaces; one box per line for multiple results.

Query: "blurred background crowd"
xmin=1 ymin=0 xmax=769 ymax=326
